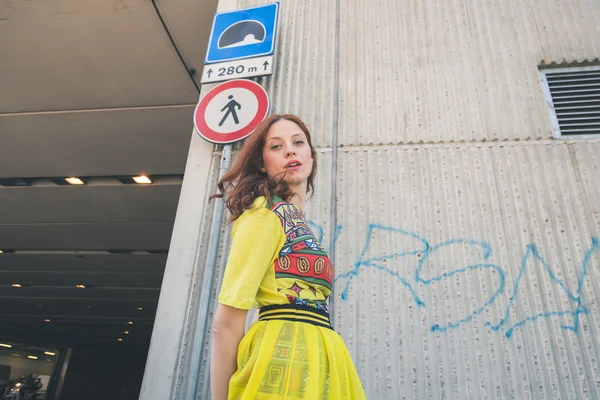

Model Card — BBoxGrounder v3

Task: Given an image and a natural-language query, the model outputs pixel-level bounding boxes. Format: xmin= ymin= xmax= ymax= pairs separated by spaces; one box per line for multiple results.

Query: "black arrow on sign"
xmin=262 ymin=61 xmax=269 ymax=70
xmin=207 ymin=69 xmax=213 ymax=78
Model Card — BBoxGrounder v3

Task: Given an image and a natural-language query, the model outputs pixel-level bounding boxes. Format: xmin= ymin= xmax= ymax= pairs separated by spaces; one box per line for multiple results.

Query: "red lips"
xmin=285 ymin=160 xmax=302 ymax=168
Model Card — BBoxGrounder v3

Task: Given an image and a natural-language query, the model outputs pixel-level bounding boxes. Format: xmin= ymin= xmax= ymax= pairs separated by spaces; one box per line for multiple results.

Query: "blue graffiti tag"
xmin=336 ymin=224 xmax=429 ymax=306
xmin=317 ymin=221 xmax=600 ymax=338
xmin=417 ymin=239 xmax=506 ymax=333
xmin=486 ymin=238 xmax=599 ymax=337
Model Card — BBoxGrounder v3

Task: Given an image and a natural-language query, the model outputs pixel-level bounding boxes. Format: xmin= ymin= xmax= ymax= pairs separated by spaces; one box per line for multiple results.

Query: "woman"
xmin=210 ymin=114 xmax=365 ymax=399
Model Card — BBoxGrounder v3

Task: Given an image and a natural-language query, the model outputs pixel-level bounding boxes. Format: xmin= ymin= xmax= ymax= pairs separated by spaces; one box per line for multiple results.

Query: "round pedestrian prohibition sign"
xmin=194 ymin=79 xmax=270 ymax=144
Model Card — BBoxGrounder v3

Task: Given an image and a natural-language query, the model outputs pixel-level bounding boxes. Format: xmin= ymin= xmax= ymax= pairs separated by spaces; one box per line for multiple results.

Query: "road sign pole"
xmin=189 ymin=76 xmax=268 ymax=399
xmin=140 ymin=0 xmax=278 ymax=396
xmin=162 ymin=2 xmax=278 ymax=398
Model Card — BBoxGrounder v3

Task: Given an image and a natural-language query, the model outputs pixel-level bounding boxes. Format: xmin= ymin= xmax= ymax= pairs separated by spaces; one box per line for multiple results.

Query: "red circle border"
xmin=193 ymin=79 xmax=270 ymax=144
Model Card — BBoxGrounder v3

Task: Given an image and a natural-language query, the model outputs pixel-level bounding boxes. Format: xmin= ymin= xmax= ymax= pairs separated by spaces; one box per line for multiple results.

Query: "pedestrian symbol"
xmin=219 ymin=95 xmax=241 ymax=126
xmin=193 ymin=79 xmax=270 ymax=144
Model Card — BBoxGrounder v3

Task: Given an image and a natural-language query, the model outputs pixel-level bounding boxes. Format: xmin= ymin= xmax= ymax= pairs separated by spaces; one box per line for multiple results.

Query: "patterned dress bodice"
xmin=268 ymin=200 xmax=334 ymax=312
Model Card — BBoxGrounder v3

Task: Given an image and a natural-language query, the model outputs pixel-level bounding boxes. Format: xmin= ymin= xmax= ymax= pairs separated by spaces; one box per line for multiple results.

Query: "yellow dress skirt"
xmin=228 ymin=318 xmax=365 ymax=399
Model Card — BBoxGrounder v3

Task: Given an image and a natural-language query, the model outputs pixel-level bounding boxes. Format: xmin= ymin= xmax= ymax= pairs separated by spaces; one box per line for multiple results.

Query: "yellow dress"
xmin=218 ymin=196 xmax=366 ymax=399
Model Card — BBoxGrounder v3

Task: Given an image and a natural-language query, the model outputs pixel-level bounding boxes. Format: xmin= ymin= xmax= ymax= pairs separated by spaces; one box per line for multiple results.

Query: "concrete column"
xmin=138 ymin=130 xmax=214 ymax=400
xmin=139 ymin=1 xmax=239 ymax=399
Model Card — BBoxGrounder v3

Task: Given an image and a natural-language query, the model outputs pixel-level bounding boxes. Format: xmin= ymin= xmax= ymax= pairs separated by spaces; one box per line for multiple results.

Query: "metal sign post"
xmin=184 ymin=3 xmax=280 ymax=399
xmin=186 ymin=76 xmax=269 ymax=399
xmin=139 ymin=1 xmax=279 ymax=399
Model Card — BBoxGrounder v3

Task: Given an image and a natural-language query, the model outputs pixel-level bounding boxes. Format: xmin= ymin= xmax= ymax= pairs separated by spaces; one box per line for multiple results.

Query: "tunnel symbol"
xmin=218 ymin=20 xmax=266 ymax=49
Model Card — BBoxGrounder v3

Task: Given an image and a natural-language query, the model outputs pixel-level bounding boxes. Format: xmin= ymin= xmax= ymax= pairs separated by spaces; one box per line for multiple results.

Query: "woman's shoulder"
xmin=247 ymin=195 xmax=286 ymax=211
xmin=236 ymin=196 xmax=279 ymax=225
xmin=233 ymin=196 xmax=285 ymax=238
xmin=249 ymin=195 xmax=269 ymax=210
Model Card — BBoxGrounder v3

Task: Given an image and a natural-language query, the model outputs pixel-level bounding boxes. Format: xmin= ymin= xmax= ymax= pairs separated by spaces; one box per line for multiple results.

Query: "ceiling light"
xmin=28 ymin=355 xmax=38 ymax=360
xmin=65 ymin=177 xmax=85 ymax=185
xmin=12 ymin=284 xmax=22 ymax=288
xmin=124 ymin=331 xmax=129 ymax=335
xmin=12 ymin=353 xmax=20 ymax=357
xmin=44 ymin=352 xmax=55 ymax=356
xmin=0 ymin=343 xmax=12 ymax=348
xmin=75 ymin=284 xmax=86 ymax=289
xmin=44 ymin=319 xmax=51 ymax=323
xmin=0 ymin=250 xmax=3 ymax=254
xmin=127 ymin=321 xmax=133 ymax=325
xmin=117 ymin=338 xmax=123 ymax=342
xmin=136 ymin=307 xmax=143 ymax=311
xmin=133 ymin=175 xmax=152 ymax=184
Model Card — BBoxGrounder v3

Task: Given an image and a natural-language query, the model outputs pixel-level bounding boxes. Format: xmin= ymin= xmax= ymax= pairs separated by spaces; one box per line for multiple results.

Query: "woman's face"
xmin=262 ymin=119 xmax=314 ymax=188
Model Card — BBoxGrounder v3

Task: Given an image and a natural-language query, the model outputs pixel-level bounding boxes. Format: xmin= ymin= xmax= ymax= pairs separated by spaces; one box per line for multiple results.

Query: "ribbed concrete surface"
xmin=334 ymin=142 xmax=600 ymax=399
xmin=570 ymin=141 xmax=600 ymax=231
xmin=239 ymin=0 xmax=336 ymax=147
xmin=338 ymin=0 xmax=555 ymax=145
xmin=192 ymin=0 xmax=600 ymax=398
xmin=531 ymin=0 xmax=600 ymax=64
xmin=305 ymin=150 xmax=334 ymax=239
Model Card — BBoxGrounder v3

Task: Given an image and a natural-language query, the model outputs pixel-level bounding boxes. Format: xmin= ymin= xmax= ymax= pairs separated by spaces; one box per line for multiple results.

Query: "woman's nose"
xmin=286 ymin=148 xmax=296 ymax=156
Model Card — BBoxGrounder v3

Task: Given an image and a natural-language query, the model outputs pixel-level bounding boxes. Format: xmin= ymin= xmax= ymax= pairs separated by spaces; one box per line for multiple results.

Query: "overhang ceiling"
xmin=0 ymin=0 xmax=218 ymax=346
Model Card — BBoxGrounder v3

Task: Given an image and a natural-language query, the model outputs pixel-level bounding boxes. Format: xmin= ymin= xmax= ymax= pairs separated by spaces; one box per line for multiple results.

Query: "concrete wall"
xmin=238 ymin=0 xmax=600 ymax=398
xmin=145 ymin=0 xmax=600 ymax=398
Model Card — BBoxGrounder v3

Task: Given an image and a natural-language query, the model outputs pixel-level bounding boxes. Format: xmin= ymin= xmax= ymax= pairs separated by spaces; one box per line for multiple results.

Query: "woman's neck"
xmin=287 ymin=182 xmax=307 ymax=211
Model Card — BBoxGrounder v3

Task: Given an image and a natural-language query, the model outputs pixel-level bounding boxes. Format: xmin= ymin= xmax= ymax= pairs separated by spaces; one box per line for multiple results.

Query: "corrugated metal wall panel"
xmin=530 ymin=0 xmax=600 ymax=64
xmin=334 ymin=143 xmax=600 ymax=399
xmin=239 ymin=0 xmax=336 ymax=147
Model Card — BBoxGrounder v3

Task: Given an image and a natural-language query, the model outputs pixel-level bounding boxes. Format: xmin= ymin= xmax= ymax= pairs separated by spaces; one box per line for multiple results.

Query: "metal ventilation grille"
xmin=541 ymin=66 xmax=600 ymax=138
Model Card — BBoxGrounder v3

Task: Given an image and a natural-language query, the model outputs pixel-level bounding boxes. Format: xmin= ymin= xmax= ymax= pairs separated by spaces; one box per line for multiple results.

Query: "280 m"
xmin=218 ymin=65 xmax=258 ymax=76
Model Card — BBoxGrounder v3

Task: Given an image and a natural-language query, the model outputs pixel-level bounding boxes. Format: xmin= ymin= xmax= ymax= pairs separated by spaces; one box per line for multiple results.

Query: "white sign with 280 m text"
xmin=201 ymin=55 xmax=274 ymax=84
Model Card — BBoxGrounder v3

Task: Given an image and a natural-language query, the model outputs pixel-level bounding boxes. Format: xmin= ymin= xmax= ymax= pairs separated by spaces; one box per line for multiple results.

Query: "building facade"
xmin=142 ymin=0 xmax=600 ymax=398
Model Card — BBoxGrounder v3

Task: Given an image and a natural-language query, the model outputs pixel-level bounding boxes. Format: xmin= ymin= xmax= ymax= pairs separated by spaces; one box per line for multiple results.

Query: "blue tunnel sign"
xmin=205 ymin=3 xmax=280 ymax=64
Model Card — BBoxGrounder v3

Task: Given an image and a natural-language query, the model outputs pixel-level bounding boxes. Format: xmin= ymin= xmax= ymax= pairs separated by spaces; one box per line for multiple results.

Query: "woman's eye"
xmin=295 ymin=140 xmax=305 ymax=145
xmin=271 ymin=144 xmax=282 ymax=150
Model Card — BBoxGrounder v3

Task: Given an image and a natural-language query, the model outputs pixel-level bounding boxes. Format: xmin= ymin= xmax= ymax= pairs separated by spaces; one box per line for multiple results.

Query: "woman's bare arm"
xmin=210 ymin=303 xmax=248 ymax=400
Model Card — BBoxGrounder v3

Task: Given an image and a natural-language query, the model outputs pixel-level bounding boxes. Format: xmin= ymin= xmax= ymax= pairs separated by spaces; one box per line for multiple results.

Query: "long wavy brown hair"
xmin=211 ymin=114 xmax=318 ymax=222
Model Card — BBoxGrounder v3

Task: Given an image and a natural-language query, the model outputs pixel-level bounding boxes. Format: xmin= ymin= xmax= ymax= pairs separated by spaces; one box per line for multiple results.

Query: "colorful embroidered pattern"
xmin=270 ymin=201 xmax=334 ymax=312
